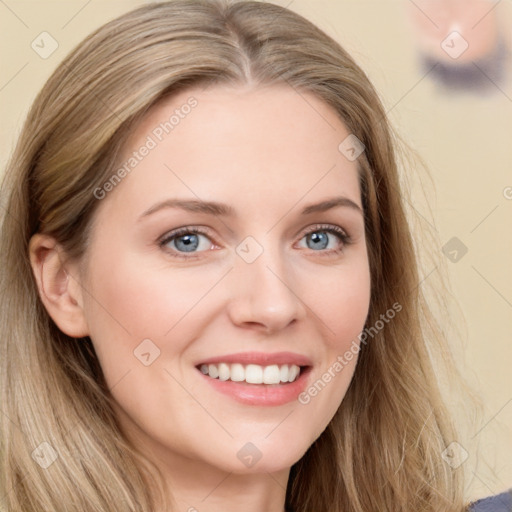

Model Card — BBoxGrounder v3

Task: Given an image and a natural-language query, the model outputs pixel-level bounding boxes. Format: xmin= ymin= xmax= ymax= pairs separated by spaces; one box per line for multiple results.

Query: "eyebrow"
xmin=138 ymin=196 xmax=363 ymax=221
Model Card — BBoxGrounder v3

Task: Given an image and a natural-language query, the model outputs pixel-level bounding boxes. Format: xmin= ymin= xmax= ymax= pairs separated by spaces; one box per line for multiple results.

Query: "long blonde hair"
xmin=0 ymin=1 xmax=474 ymax=510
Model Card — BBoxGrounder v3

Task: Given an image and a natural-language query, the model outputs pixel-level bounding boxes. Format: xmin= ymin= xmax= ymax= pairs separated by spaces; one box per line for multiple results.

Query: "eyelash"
xmin=158 ymin=224 xmax=353 ymax=259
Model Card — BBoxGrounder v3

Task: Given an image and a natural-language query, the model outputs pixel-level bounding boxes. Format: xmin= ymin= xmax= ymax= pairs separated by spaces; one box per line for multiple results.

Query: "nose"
xmin=226 ymin=244 xmax=306 ymax=333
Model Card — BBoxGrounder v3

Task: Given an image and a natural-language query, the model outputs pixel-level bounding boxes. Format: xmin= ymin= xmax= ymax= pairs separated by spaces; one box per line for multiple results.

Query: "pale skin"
xmin=30 ymin=84 xmax=371 ymax=512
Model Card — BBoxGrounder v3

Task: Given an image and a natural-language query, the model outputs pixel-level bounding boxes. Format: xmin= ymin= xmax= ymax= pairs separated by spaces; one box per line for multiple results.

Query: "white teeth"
xmin=218 ymin=363 xmax=230 ymax=381
xmin=288 ymin=364 xmax=299 ymax=382
xmin=263 ymin=365 xmax=281 ymax=385
xmin=245 ymin=364 xmax=263 ymax=384
xmin=230 ymin=363 xmax=245 ymax=382
xmin=198 ymin=362 xmax=302 ymax=384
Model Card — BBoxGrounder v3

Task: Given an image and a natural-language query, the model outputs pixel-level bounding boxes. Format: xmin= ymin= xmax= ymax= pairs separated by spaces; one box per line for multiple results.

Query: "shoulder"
xmin=468 ymin=489 xmax=512 ymax=511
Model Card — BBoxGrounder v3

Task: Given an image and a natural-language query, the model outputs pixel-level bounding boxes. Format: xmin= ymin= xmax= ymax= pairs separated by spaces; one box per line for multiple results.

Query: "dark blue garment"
xmin=469 ymin=489 xmax=512 ymax=511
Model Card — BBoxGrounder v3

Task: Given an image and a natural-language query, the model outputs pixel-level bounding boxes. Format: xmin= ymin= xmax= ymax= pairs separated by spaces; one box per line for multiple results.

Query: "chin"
xmin=204 ymin=440 xmax=309 ymax=475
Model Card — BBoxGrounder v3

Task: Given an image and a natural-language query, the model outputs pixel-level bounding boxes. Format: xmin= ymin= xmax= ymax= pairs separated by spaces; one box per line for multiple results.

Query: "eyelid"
xmin=294 ymin=223 xmax=352 ymax=254
xmin=297 ymin=223 xmax=350 ymax=240
xmin=158 ymin=226 xmax=218 ymax=258
xmin=158 ymin=225 xmax=215 ymax=245
xmin=158 ymin=223 xmax=352 ymax=258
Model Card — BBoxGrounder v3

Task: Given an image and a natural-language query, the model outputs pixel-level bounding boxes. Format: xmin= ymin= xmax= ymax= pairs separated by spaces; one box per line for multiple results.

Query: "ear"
xmin=29 ymin=233 xmax=90 ymax=338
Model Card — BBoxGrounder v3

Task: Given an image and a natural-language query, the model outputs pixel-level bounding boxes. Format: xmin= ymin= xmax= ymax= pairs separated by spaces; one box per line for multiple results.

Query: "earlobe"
xmin=28 ymin=234 xmax=90 ymax=338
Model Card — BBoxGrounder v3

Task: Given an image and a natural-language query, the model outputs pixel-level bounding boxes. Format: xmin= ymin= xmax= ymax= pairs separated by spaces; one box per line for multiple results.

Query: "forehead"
xmin=100 ymin=83 xmax=362 ymax=218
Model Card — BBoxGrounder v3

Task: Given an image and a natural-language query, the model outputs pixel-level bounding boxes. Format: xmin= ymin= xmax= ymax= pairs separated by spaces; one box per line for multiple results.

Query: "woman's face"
xmin=78 ymin=84 xmax=371 ymax=476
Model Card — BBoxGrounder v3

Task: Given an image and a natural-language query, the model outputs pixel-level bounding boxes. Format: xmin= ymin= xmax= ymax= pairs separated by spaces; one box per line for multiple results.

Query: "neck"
xmin=151 ymin=449 xmax=290 ymax=512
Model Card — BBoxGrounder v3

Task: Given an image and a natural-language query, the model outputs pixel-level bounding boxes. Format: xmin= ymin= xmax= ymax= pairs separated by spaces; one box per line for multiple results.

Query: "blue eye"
xmin=160 ymin=228 xmax=213 ymax=256
xmin=159 ymin=224 xmax=351 ymax=259
xmin=298 ymin=225 xmax=351 ymax=254
xmin=305 ymin=231 xmax=330 ymax=250
xmin=172 ymin=233 xmax=200 ymax=252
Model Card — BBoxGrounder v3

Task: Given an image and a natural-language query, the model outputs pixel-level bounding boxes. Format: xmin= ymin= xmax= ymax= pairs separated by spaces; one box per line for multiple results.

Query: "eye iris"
xmin=307 ymin=231 xmax=329 ymax=250
xmin=175 ymin=234 xmax=199 ymax=252
xmin=168 ymin=229 xmax=338 ymax=254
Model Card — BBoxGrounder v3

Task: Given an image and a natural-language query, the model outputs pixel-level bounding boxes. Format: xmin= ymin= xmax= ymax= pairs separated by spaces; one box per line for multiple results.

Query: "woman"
xmin=0 ymin=1 xmax=509 ymax=511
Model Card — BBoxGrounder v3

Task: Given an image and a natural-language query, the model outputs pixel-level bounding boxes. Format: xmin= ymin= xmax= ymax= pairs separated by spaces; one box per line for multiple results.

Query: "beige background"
xmin=1 ymin=0 xmax=510 ymax=503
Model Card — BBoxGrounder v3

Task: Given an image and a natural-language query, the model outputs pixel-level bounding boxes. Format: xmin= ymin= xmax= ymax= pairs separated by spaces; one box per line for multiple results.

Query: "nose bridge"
xmin=227 ymin=234 xmax=304 ymax=331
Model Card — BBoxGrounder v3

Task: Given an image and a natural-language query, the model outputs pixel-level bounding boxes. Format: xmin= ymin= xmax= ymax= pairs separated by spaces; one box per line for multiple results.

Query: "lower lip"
xmin=197 ymin=367 xmax=311 ymax=406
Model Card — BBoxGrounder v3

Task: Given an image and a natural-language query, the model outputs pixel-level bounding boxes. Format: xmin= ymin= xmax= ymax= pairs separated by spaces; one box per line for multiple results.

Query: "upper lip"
xmin=196 ymin=351 xmax=313 ymax=367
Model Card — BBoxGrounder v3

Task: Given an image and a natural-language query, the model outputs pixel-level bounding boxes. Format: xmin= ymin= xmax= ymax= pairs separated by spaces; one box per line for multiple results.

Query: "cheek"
xmin=85 ymin=247 xmax=223 ymax=329
xmin=77 ymin=234 xmax=371 ymax=468
xmin=328 ymin=278 xmax=370 ymax=341
xmin=80 ymin=248 xmax=225 ymax=384
xmin=83 ymin=239 xmax=371 ymax=373
xmin=305 ymin=258 xmax=371 ymax=350
xmin=295 ymin=258 xmax=370 ymax=427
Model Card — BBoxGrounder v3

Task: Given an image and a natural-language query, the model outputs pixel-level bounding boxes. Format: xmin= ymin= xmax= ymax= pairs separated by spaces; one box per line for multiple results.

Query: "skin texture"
xmin=30 ymin=84 xmax=371 ymax=512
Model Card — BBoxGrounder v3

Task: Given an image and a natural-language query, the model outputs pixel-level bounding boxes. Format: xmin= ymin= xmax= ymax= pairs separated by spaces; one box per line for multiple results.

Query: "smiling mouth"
xmin=197 ymin=363 xmax=306 ymax=385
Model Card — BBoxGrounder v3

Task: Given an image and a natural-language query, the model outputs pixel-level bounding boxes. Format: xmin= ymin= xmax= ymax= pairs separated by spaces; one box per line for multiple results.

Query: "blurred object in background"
xmin=407 ymin=0 xmax=510 ymax=92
